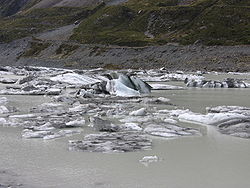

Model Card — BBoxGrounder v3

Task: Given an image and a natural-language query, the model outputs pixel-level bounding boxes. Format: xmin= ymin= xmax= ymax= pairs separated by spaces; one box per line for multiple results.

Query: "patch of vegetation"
xmin=71 ymin=0 xmax=250 ymax=46
xmin=22 ymin=0 xmax=43 ymax=10
xmin=56 ymin=43 xmax=80 ymax=58
xmin=71 ymin=5 xmax=154 ymax=46
xmin=89 ymin=46 xmax=109 ymax=56
xmin=1 ymin=0 xmax=249 ymax=46
xmin=180 ymin=5 xmax=250 ymax=45
xmin=64 ymin=61 xmax=79 ymax=67
xmin=237 ymin=55 xmax=250 ymax=63
xmin=103 ymin=63 xmax=121 ymax=70
xmin=125 ymin=0 xmax=179 ymax=11
xmin=21 ymin=41 xmax=50 ymax=57
xmin=0 ymin=0 xmax=26 ymax=17
xmin=0 ymin=4 xmax=103 ymax=43
xmin=218 ymin=0 xmax=250 ymax=6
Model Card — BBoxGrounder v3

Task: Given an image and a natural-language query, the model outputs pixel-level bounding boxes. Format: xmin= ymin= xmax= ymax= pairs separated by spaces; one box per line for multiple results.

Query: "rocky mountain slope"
xmin=0 ymin=0 xmax=115 ymax=17
xmin=0 ymin=0 xmax=249 ymax=71
xmin=0 ymin=0 xmax=40 ymax=17
xmin=31 ymin=0 xmax=104 ymax=9
xmin=0 ymin=0 xmax=249 ymax=46
xmin=71 ymin=0 xmax=250 ymax=46
xmin=0 ymin=37 xmax=249 ymax=71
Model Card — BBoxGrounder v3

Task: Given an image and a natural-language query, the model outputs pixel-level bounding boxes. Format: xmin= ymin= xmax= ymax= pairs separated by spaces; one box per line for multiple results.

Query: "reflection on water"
xmin=0 ymin=74 xmax=250 ymax=188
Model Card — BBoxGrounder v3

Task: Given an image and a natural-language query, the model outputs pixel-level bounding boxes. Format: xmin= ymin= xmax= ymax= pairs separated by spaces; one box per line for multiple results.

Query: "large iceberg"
xmin=106 ymin=73 xmax=151 ymax=97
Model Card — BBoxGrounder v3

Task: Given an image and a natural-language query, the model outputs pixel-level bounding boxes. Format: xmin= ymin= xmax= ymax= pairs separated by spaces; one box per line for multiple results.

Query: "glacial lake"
xmin=0 ymin=73 xmax=250 ymax=188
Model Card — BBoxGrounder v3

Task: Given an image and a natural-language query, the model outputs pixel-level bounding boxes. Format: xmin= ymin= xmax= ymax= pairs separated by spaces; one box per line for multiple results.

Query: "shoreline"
xmin=0 ymin=38 xmax=250 ymax=72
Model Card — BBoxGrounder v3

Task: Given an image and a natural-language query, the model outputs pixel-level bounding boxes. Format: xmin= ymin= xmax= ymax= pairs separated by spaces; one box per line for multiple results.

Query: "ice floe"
xmin=69 ymin=132 xmax=152 ymax=153
xmin=2 ymin=66 xmax=249 ymax=154
xmin=144 ymin=123 xmax=200 ymax=138
xmin=149 ymin=83 xmax=184 ymax=90
xmin=186 ymin=78 xmax=249 ymax=88
xmin=166 ymin=106 xmax=250 ymax=138
xmin=50 ymin=73 xmax=101 ymax=86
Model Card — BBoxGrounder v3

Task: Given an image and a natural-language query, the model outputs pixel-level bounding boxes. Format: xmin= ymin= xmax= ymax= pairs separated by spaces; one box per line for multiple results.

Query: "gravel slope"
xmin=1 ymin=43 xmax=249 ymax=71
xmin=0 ymin=33 xmax=249 ymax=71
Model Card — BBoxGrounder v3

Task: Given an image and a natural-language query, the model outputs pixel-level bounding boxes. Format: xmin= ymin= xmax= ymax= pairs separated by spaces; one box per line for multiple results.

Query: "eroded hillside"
xmin=0 ymin=0 xmax=249 ymax=46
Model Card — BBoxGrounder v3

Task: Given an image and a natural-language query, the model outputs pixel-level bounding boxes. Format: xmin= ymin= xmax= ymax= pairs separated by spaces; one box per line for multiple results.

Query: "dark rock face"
xmin=69 ymin=132 xmax=152 ymax=153
xmin=0 ymin=0 xmax=29 ymax=17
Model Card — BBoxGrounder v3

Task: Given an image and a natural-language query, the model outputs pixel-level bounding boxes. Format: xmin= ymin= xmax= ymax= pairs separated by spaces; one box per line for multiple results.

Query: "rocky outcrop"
xmin=0 ymin=0 xmax=29 ymax=17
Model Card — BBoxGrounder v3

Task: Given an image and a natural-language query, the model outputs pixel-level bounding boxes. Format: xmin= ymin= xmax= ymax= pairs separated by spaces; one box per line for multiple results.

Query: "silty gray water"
xmin=0 ymin=73 xmax=250 ymax=188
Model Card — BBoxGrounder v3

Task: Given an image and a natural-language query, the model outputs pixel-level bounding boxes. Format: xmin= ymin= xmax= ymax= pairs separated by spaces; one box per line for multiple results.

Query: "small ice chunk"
xmin=58 ymin=130 xmax=82 ymax=135
xmin=22 ymin=130 xmax=52 ymax=138
xmin=32 ymin=123 xmax=55 ymax=131
xmin=66 ymin=119 xmax=85 ymax=127
xmin=69 ymin=105 xmax=87 ymax=112
xmin=129 ymin=108 xmax=146 ymax=116
xmin=0 ymin=118 xmax=6 ymax=125
xmin=120 ymin=116 xmax=152 ymax=123
xmin=150 ymin=83 xmax=183 ymax=90
xmin=157 ymin=97 xmax=170 ymax=103
xmin=46 ymin=88 xmax=61 ymax=95
xmin=10 ymin=114 xmax=36 ymax=118
xmin=163 ymin=118 xmax=178 ymax=124
xmin=121 ymin=123 xmax=142 ymax=131
xmin=0 ymin=106 xmax=9 ymax=114
xmin=43 ymin=130 xmax=81 ymax=140
xmin=43 ymin=134 xmax=62 ymax=140
xmin=0 ymin=97 xmax=7 ymax=104
xmin=139 ymin=155 xmax=159 ymax=166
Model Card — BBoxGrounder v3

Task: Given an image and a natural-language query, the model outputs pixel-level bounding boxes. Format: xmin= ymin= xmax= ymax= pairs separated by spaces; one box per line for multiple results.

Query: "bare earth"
xmin=0 ymin=37 xmax=249 ymax=71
